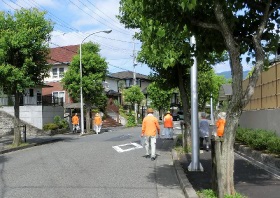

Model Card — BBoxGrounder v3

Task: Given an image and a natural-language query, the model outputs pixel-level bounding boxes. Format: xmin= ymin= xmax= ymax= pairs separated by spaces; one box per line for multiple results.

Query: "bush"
xmin=43 ymin=123 xmax=59 ymax=131
xmin=53 ymin=115 xmax=68 ymax=129
xmin=267 ymin=137 xmax=280 ymax=155
xmin=236 ymin=127 xmax=280 ymax=155
xmin=126 ymin=113 xmax=136 ymax=127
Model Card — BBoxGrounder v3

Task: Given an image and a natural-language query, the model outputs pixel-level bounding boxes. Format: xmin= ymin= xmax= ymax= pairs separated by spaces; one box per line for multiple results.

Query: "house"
xmin=217 ymin=84 xmax=232 ymax=108
xmin=43 ymin=45 xmax=79 ymax=104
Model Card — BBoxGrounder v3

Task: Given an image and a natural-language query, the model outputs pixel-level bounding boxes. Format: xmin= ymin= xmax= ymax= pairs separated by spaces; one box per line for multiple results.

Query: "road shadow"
xmin=146 ymin=163 xmax=183 ymax=188
xmin=181 ymin=151 xmax=280 ymax=194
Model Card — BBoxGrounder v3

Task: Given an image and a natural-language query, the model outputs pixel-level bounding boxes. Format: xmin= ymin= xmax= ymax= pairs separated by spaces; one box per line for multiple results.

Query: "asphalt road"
xmin=0 ymin=125 xmax=184 ymax=198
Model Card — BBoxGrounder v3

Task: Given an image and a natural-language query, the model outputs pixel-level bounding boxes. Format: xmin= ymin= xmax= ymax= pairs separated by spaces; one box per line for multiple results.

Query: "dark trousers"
xmin=200 ymin=137 xmax=209 ymax=150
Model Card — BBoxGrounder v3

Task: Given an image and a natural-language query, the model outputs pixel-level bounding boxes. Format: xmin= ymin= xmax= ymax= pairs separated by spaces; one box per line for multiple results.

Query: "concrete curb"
xmin=234 ymin=143 xmax=280 ymax=176
xmin=0 ymin=138 xmax=63 ymax=155
xmin=171 ymin=136 xmax=199 ymax=198
xmin=172 ymin=149 xmax=199 ymax=198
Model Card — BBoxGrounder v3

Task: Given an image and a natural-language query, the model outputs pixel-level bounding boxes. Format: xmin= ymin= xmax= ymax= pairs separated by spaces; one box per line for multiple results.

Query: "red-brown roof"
xmin=47 ymin=45 xmax=79 ymax=64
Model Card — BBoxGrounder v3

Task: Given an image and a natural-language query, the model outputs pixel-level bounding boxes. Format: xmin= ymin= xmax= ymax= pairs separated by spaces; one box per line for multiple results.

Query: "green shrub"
xmin=236 ymin=127 xmax=280 ymax=155
xmin=53 ymin=115 xmax=68 ymax=129
xmin=126 ymin=113 xmax=136 ymax=127
xmin=267 ymin=137 xmax=280 ymax=155
xmin=43 ymin=123 xmax=59 ymax=130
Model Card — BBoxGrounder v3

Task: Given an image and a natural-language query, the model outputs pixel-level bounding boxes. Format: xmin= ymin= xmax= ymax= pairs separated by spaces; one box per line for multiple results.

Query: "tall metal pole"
xmin=79 ymin=30 xmax=112 ymax=135
xmin=210 ymin=93 xmax=214 ymax=125
xmin=188 ymin=35 xmax=203 ymax=171
xmin=133 ymin=41 xmax=138 ymax=124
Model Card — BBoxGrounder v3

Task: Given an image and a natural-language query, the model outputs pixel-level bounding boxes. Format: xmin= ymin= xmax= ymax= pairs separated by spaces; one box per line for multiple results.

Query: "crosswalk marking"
xmin=112 ymin=142 xmax=143 ymax=153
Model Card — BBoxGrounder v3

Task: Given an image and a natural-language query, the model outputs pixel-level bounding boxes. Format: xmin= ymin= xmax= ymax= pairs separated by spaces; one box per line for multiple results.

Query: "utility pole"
xmin=133 ymin=41 xmax=138 ymax=124
xmin=188 ymin=35 xmax=203 ymax=171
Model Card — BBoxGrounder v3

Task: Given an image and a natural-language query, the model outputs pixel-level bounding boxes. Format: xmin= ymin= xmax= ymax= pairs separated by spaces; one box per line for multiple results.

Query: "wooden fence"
xmin=243 ymin=62 xmax=280 ymax=110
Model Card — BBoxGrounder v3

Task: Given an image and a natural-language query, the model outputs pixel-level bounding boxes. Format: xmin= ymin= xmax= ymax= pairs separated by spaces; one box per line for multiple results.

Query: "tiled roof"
xmin=47 ymin=45 xmax=79 ymax=64
xmin=110 ymin=71 xmax=150 ymax=80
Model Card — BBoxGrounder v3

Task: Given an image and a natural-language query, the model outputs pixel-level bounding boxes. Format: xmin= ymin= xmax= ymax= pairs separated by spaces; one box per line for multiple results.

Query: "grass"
xmin=8 ymin=142 xmax=30 ymax=149
xmin=197 ymin=189 xmax=247 ymax=198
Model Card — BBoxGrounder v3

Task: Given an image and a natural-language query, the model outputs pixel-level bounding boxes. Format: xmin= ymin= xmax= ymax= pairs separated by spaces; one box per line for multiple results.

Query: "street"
xmin=0 ymin=125 xmax=184 ymax=198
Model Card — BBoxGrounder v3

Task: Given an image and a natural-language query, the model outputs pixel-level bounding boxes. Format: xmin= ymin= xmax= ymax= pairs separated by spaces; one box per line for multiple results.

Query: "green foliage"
xmin=43 ymin=123 xmax=59 ymax=131
xmin=123 ymin=85 xmax=145 ymax=106
xmin=0 ymin=8 xmax=53 ymax=95
xmin=267 ymin=137 xmax=280 ymax=155
xmin=62 ymin=42 xmax=108 ymax=110
xmin=53 ymin=116 xmax=68 ymax=129
xmin=197 ymin=189 xmax=247 ymax=198
xmin=147 ymin=82 xmax=173 ymax=112
xmin=125 ymin=112 xmax=137 ymax=127
xmin=236 ymin=128 xmax=280 ymax=154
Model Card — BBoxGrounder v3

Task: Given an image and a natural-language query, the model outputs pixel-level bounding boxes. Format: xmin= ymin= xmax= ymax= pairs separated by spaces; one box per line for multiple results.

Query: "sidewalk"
xmin=176 ymin=148 xmax=280 ymax=198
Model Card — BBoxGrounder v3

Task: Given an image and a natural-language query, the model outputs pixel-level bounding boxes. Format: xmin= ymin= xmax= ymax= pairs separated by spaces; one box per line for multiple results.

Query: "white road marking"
xmin=112 ymin=142 xmax=143 ymax=153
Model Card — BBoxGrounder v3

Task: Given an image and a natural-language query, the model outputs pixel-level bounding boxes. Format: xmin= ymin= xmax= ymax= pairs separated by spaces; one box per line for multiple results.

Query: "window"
xmin=52 ymin=68 xmax=58 ymax=78
xmin=59 ymin=68 xmax=64 ymax=78
xmin=52 ymin=91 xmax=65 ymax=102
xmin=29 ymin=89 xmax=34 ymax=97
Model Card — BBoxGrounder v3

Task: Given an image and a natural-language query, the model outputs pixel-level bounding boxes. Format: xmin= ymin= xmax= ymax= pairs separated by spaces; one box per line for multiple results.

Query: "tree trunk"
xmin=13 ymin=91 xmax=22 ymax=146
xmin=177 ymin=64 xmax=191 ymax=150
xmin=85 ymin=104 xmax=91 ymax=134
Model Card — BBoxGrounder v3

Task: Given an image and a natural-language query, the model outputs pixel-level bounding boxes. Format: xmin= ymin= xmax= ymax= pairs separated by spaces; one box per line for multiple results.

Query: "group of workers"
xmin=71 ymin=113 xmax=102 ymax=134
xmin=72 ymin=108 xmax=226 ymax=161
xmin=141 ymin=108 xmax=226 ymax=160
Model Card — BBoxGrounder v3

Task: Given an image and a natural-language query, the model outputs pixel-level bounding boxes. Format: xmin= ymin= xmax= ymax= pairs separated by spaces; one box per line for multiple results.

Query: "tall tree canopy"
xmin=0 ymin=8 xmax=53 ymax=146
xmin=62 ymin=42 xmax=108 ymax=133
xmin=147 ymin=82 xmax=174 ymax=117
xmin=119 ymin=0 xmax=280 ymax=197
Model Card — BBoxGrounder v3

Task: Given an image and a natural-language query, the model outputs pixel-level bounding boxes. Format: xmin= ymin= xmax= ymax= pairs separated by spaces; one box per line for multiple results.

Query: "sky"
xmin=0 ymin=0 xmax=256 ymax=75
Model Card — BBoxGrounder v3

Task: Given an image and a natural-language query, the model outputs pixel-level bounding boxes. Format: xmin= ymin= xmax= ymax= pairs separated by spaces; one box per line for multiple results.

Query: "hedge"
xmin=236 ymin=128 xmax=280 ymax=155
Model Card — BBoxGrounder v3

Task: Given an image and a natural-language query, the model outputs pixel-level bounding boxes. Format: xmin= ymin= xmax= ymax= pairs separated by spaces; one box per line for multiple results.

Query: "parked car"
xmin=172 ymin=111 xmax=184 ymax=121
xmin=172 ymin=113 xmax=180 ymax=121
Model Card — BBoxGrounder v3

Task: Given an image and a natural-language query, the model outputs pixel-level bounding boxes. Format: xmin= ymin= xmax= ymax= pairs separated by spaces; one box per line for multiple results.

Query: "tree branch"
xmin=190 ymin=19 xmax=220 ymax=31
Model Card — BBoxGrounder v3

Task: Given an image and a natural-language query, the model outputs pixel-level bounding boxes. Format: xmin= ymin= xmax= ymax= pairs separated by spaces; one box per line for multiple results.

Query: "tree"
xmin=198 ymin=69 xmax=226 ymax=111
xmin=123 ymin=85 xmax=145 ymax=113
xmin=0 ymin=8 xmax=53 ymax=146
xmin=62 ymin=42 xmax=108 ymax=133
xmin=119 ymin=0 xmax=280 ymax=197
xmin=118 ymin=0 xmax=226 ymax=151
xmin=147 ymin=82 xmax=174 ymax=119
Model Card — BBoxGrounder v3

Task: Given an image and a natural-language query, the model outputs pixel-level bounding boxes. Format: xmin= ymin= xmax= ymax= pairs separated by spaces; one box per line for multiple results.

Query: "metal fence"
xmin=0 ymin=95 xmax=63 ymax=106
xmin=243 ymin=61 xmax=280 ymax=110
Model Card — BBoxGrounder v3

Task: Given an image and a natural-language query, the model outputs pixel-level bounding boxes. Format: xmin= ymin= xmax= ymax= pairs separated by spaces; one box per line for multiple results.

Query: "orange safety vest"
xmin=94 ymin=116 xmax=102 ymax=125
xmin=72 ymin=115 xmax=79 ymax=125
xmin=141 ymin=114 xmax=160 ymax=136
xmin=164 ymin=114 xmax=173 ymax=128
xmin=216 ymin=118 xmax=226 ymax=137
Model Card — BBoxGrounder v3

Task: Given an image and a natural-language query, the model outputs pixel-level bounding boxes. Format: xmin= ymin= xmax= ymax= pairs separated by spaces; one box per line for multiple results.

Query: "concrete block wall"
xmin=239 ymin=109 xmax=280 ymax=136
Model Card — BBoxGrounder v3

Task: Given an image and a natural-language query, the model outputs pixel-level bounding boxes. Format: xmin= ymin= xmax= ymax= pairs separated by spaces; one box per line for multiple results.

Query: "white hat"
xmin=218 ymin=112 xmax=226 ymax=119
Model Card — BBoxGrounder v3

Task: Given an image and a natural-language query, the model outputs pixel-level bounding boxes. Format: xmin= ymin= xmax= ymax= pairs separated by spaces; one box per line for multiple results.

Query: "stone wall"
xmin=0 ymin=110 xmax=44 ymax=136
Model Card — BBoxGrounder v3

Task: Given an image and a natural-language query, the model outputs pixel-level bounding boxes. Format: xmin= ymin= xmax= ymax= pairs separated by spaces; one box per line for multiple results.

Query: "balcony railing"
xmin=0 ymin=95 xmax=63 ymax=106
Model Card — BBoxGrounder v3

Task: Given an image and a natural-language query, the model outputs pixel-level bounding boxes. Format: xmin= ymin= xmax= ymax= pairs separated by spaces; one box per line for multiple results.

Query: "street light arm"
xmin=79 ymin=29 xmax=112 ymax=135
xmin=81 ymin=30 xmax=112 ymax=44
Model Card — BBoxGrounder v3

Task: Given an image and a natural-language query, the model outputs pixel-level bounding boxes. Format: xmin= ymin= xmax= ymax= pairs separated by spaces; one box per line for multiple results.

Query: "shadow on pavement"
xmin=181 ymin=151 xmax=280 ymax=198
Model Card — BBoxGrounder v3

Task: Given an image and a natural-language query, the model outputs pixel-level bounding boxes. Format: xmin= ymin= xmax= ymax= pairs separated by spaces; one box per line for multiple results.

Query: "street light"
xmin=80 ymin=29 xmax=112 ymax=135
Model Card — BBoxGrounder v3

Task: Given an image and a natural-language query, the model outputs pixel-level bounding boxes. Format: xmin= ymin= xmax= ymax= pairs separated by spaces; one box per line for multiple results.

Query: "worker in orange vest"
xmin=163 ymin=111 xmax=174 ymax=140
xmin=141 ymin=108 xmax=160 ymax=161
xmin=216 ymin=112 xmax=226 ymax=137
xmin=93 ymin=113 xmax=102 ymax=134
xmin=72 ymin=113 xmax=79 ymax=133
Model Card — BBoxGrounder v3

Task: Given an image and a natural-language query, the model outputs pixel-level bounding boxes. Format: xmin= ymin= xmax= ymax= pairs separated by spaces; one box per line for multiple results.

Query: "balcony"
xmin=0 ymin=95 xmax=63 ymax=106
